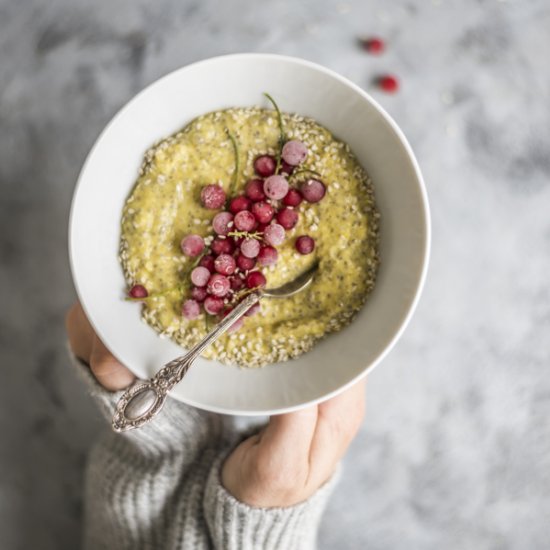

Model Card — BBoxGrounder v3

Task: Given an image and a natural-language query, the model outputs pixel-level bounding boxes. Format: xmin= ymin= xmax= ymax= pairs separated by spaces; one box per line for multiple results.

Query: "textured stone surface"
xmin=1 ymin=0 xmax=550 ymax=548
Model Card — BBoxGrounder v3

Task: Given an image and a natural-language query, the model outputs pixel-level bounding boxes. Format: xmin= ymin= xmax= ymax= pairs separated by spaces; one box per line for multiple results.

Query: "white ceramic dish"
xmin=69 ymin=53 xmax=430 ymax=416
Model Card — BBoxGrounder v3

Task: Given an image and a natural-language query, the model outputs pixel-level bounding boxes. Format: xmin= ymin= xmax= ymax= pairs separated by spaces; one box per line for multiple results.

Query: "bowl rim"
xmin=69 ymin=52 xmax=431 ymax=415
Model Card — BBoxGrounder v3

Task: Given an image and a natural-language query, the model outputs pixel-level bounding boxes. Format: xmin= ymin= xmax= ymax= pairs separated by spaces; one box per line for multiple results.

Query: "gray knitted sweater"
xmin=72 ymin=356 xmax=337 ymax=549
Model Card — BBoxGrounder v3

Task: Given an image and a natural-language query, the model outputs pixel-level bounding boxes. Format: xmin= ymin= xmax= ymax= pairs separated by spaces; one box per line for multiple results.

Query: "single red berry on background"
xmin=212 ymin=211 xmax=234 ymax=235
xmin=230 ymin=275 xmax=246 ymax=291
xmin=281 ymin=159 xmax=295 ymax=176
xmin=204 ymin=295 xmax=224 ymax=315
xmin=276 ymin=207 xmax=299 ymax=230
xmin=207 ymin=273 xmax=230 ymax=297
xmin=240 ymin=237 xmax=261 ymax=259
xmin=251 ymin=201 xmax=275 ymax=224
xmin=214 ymin=253 xmax=237 ymax=276
xmin=182 ymin=299 xmax=201 ymax=320
xmin=295 ymin=235 xmax=316 ymax=255
xmin=129 ymin=284 xmax=148 ymax=298
xmin=254 ymin=155 xmax=277 ymax=177
xmin=377 ymin=74 xmax=399 ymax=93
xmin=200 ymin=184 xmax=226 ymax=209
xmin=229 ymin=195 xmax=252 ymax=214
xmin=191 ymin=286 xmax=208 ymax=302
xmin=199 ymin=254 xmax=216 ymax=273
xmin=234 ymin=210 xmax=257 ymax=232
xmin=264 ymin=175 xmax=289 ymax=200
xmin=245 ymin=302 xmax=261 ymax=317
xmin=245 ymin=178 xmax=266 ymax=202
xmin=246 ymin=271 xmax=267 ymax=289
xmin=181 ymin=234 xmax=205 ymax=257
xmin=191 ymin=266 xmax=211 ymax=287
xmin=300 ymin=179 xmax=326 ymax=203
xmin=283 ymin=188 xmax=303 ymax=207
xmin=237 ymin=254 xmax=256 ymax=271
xmin=211 ymin=237 xmax=235 ymax=256
xmin=263 ymin=223 xmax=285 ymax=246
xmin=258 ymin=245 xmax=278 ymax=266
xmin=361 ymin=37 xmax=385 ymax=54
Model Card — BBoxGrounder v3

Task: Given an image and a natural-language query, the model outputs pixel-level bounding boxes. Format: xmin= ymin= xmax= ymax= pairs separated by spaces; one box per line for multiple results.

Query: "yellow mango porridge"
xmin=120 ymin=103 xmax=379 ymax=368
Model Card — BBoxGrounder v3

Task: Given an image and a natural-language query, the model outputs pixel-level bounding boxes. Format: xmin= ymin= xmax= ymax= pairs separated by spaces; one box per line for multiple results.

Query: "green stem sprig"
xmin=226 ymin=129 xmax=240 ymax=197
xmin=289 ymin=168 xmax=322 ymax=181
xmin=263 ymin=92 xmax=285 ymax=174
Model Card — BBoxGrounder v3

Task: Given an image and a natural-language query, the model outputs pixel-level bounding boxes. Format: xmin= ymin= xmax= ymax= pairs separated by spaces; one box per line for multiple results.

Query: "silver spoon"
xmin=112 ymin=262 xmax=319 ymax=432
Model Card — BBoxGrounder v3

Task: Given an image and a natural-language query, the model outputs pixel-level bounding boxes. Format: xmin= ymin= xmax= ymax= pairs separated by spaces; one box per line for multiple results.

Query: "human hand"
xmin=65 ymin=302 xmax=135 ymax=391
xmin=222 ymin=380 xmax=366 ymax=508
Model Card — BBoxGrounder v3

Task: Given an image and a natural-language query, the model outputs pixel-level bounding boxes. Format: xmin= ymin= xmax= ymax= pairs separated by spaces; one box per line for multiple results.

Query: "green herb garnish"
xmin=289 ymin=168 xmax=322 ymax=181
xmin=226 ymin=129 xmax=240 ymax=197
xmin=263 ymin=92 xmax=285 ymax=174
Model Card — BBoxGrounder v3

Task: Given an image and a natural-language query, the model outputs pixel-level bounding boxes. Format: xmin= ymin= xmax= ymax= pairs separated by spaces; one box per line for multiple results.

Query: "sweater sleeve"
xmin=69 ymin=350 xmax=338 ymax=550
xmin=203 ymin=455 xmax=339 ymax=550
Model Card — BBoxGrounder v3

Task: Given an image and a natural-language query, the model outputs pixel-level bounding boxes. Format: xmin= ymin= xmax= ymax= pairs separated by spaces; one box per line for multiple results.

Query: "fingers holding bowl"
xmin=66 ymin=302 xmax=135 ymax=391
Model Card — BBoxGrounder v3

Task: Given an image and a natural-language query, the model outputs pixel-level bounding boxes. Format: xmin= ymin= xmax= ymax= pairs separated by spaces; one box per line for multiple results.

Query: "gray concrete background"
xmin=1 ymin=0 xmax=550 ymax=548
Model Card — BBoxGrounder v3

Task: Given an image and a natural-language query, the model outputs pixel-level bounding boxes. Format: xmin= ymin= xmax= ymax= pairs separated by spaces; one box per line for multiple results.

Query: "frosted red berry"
xmin=182 ymin=299 xmax=201 ymax=320
xmin=236 ymin=254 xmax=256 ymax=271
xmin=214 ymin=253 xmax=237 ymax=276
xmin=181 ymin=234 xmax=205 ymax=257
xmin=295 ymin=235 xmax=315 ymax=255
xmin=246 ymin=271 xmax=267 ymax=289
xmin=230 ymin=275 xmax=246 ymax=291
xmin=129 ymin=284 xmax=148 ymax=298
xmin=245 ymin=178 xmax=266 ymax=202
xmin=276 ymin=207 xmax=299 ymax=230
xmin=282 ymin=140 xmax=308 ymax=166
xmin=212 ymin=211 xmax=234 ymax=235
xmin=191 ymin=286 xmax=208 ymax=302
xmin=264 ymin=175 xmax=289 ymax=200
xmin=258 ymin=245 xmax=278 ymax=266
xmin=283 ymin=188 xmax=302 ymax=207
xmin=229 ymin=195 xmax=252 ymax=214
xmin=200 ymin=184 xmax=226 ymax=209
xmin=207 ymin=273 xmax=230 ymax=297
xmin=204 ymin=295 xmax=224 ymax=315
xmin=300 ymin=179 xmax=326 ymax=203
xmin=281 ymin=159 xmax=295 ymax=176
xmin=251 ymin=201 xmax=275 ymax=224
xmin=234 ymin=210 xmax=257 ymax=232
xmin=254 ymin=155 xmax=276 ymax=177
xmin=263 ymin=223 xmax=285 ymax=246
xmin=191 ymin=266 xmax=211 ymax=287
xmin=240 ymin=238 xmax=261 ymax=258
xmin=199 ymin=254 xmax=216 ymax=273
xmin=211 ymin=237 xmax=235 ymax=256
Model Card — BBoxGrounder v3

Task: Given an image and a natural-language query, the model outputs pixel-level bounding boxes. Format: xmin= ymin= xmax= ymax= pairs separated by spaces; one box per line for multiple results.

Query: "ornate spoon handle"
xmin=112 ymin=291 xmax=261 ymax=432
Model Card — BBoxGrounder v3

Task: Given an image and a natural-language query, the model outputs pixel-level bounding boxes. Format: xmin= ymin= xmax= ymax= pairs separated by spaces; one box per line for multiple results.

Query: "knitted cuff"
xmin=203 ymin=454 xmax=340 ymax=550
xmin=67 ymin=346 xmax=227 ymax=454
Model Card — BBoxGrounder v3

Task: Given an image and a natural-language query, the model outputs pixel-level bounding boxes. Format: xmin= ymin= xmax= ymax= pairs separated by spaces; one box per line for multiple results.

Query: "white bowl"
xmin=69 ymin=53 xmax=430 ymax=416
